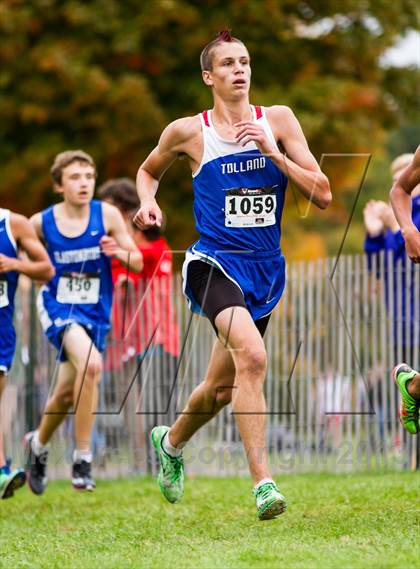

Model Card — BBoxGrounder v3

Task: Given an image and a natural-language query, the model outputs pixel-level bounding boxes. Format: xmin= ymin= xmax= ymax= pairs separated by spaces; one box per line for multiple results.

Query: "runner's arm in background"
xmin=0 ymin=214 xmax=55 ymax=281
xmin=102 ymin=203 xmax=143 ymax=272
xmin=390 ymin=146 xmax=420 ymax=263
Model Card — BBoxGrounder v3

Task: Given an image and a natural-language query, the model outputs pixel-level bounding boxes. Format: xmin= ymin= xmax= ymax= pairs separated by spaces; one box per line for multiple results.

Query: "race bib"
xmin=225 ymin=186 xmax=277 ymax=228
xmin=0 ymin=279 xmax=8 ymax=308
xmin=56 ymin=272 xmax=100 ymax=304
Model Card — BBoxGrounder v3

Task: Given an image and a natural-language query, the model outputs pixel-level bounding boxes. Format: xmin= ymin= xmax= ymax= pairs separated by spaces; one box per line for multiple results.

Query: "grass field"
xmin=1 ymin=471 xmax=419 ymax=569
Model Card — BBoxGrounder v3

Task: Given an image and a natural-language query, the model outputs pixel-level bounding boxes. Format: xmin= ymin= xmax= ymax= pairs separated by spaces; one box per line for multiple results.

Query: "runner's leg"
xmin=37 ymin=361 xmax=76 ymax=445
xmin=0 ymin=372 xmax=6 ymax=466
xmin=215 ymin=306 xmax=271 ymax=484
xmin=168 ymin=339 xmax=235 ymax=447
xmin=62 ymin=324 xmax=102 ymax=453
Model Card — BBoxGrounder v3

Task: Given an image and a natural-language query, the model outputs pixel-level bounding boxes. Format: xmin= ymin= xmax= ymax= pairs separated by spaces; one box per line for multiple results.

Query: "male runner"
xmin=389 ymin=146 xmax=420 ymax=434
xmin=0 ymin=209 xmax=54 ymax=499
xmin=134 ymin=31 xmax=331 ymax=519
xmin=364 ymin=154 xmax=419 ymax=357
xmin=25 ymin=150 xmax=143 ymax=494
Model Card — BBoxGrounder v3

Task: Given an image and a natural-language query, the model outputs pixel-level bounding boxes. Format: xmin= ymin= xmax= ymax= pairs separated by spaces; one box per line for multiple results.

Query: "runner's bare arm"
xmin=235 ymin=106 xmax=331 ymax=209
xmin=0 ymin=214 xmax=55 ymax=280
xmin=271 ymin=106 xmax=331 ymax=208
xmin=101 ymin=203 xmax=143 ymax=272
xmin=390 ymin=146 xmax=420 ymax=263
xmin=29 ymin=212 xmax=44 ymax=241
xmin=133 ymin=117 xmax=198 ymax=229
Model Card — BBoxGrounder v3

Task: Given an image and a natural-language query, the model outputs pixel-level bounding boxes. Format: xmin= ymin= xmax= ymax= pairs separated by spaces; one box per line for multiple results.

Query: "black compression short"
xmin=186 ymin=260 xmax=270 ymax=337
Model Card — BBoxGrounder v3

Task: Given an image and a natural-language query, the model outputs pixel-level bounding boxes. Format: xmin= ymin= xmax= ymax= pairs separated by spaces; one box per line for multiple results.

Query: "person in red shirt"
xmin=98 ymin=179 xmax=179 ymax=433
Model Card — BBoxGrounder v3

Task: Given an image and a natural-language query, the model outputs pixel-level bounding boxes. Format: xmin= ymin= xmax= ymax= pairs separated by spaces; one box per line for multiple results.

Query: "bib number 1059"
xmin=225 ymin=186 xmax=277 ymax=228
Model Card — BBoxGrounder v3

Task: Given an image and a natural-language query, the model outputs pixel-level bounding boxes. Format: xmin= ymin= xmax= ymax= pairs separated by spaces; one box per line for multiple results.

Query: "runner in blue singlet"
xmin=389 ymin=147 xmax=420 ymax=438
xmin=25 ymin=150 xmax=143 ymax=495
xmin=0 ymin=209 xmax=53 ymax=499
xmin=133 ymin=30 xmax=332 ymax=519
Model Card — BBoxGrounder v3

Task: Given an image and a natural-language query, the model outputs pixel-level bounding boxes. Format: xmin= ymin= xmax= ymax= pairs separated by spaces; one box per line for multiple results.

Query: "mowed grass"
xmin=1 ymin=471 xmax=419 ymax=569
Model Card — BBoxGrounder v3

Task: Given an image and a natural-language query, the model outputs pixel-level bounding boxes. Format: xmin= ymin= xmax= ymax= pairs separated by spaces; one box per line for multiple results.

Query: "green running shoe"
xmin=393 ymin=363 xmax=419 ymax=434
xmin=0 ymin=464 xmax=26 ymax=500
xmin=151 ymin=426 xmax=184 ymax=504
xmin=254 ymin=481 xmax=287 ymax=520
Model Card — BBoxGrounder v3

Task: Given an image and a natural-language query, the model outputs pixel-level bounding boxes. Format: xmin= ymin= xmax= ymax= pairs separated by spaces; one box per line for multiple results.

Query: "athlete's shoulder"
xmin=10 ymin=212 xmax=31 ymax=232
xmin=29 ymin=211 xmax=45 ymax=239
xmin=100 ymin=200 xmax=126 ymax=234
xmin=265 ymin=105 xmax=302 ymax=141
xmin=265 ymin=105 xmax=296 ymax=122
xmin=168 ymin=115 xmax=201 ymax=135
xmin=397 ymin=145 xmax=420 ymax=194
xmin=9 ymin=212 xmax=38 ymax=241
xmin=100 ymin=200 xmax=120 ymax=217
xmin=160 ymin=115 xmax=201 ymax=147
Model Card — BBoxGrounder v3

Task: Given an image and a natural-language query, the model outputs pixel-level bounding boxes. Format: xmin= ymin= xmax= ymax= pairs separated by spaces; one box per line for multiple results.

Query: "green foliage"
xmin=0 ymin=0 xmax=418 ymax=254
xmin=0 ymin=473 xmax=419 ymax=568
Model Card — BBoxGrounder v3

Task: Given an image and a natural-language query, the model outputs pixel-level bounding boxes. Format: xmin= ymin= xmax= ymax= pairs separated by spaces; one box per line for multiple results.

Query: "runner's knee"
xmin=55 ymin=388 xmax=74 ymax=407
xmin=84 ymin=357 xmax=102 ymax=381
xmin=237 ymin=347 xmax=267 ymax=378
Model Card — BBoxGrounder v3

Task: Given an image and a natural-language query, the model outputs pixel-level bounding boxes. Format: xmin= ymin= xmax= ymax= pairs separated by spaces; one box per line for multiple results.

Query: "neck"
xmin=60 ymin=201 xmax=91 ymax=218
xmin=212 ymin=95 xmax=252 ymax=126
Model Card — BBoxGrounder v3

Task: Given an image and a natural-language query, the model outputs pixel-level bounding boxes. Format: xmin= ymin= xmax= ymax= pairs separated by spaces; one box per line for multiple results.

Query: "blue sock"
xmin=0 ymin=464 xmax=10 ymax=475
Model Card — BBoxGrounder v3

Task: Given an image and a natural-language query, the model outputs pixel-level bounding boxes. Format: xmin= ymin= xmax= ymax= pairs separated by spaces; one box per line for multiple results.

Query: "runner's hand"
xmin=375 ymin=202 xmax=399 ymax=232
xmin=100 ymin=235 xmax=120 ymax=257
xmin=133 ymin=200 xmax=162 ymax=230
xmin=363 ymin=200 xmax=385 ymax=237
xmin=403 ymin=229 xmax=420 ymax=263
xmin=234 ymin=121 xmax=277 ymax=156
xmin=0 ymin=253 xmax=17 ymax=272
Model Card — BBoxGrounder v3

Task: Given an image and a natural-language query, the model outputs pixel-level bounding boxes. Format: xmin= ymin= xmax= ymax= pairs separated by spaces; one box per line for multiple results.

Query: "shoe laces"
xmin=165 ymin=455 xmax=183 ymax=483
xmin=255 ymin=482 xmax=276 ymax=501
xmin=34 ymin=451 xmax=48 ymax=477
xmin=75 ymin=460 xmax=92 ymax=478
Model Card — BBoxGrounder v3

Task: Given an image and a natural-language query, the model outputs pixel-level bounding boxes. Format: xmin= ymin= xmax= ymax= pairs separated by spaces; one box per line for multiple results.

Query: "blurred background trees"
xmin=0 ymin=0 xmax=418 ymax=259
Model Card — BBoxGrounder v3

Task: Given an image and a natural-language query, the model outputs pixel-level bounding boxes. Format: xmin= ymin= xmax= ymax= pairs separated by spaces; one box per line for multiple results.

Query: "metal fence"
xmin=2 ymin=251 xmax=419 ymax=479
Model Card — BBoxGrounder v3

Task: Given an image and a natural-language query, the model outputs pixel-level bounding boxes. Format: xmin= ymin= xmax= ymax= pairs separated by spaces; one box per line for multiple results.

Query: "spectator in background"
xmin=364 ymin=154 xmax=416 ymax=261
xmin=98 ymin=179 xmax=179 ymax=431
xmin=363 ymin=153 xmax=420 ymax=362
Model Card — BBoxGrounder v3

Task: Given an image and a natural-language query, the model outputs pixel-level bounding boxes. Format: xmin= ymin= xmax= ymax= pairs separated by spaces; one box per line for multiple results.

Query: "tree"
xmin=0 ymin=0 xmax=418 ymax=257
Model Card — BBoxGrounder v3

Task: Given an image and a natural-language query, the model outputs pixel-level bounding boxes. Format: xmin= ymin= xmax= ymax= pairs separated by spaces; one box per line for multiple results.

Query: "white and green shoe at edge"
xmin=151 ymin=426 xmax=184 ymax=504
xmin=253 ymin=481 xmax=287 ymax=520
xmin=0 ymin=465 xmax=26 ymax=500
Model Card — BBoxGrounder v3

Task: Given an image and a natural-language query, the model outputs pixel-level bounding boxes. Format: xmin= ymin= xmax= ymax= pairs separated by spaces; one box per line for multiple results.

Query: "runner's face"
xmin=57 ymin=161 xmax=96 ymax=205
xmin=204 ymin=42 xmax=251 ymax=99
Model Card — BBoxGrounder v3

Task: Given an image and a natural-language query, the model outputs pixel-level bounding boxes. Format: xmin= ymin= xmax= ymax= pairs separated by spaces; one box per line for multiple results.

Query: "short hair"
xmin=200 ymin=29 xmax=245 ymax=71
xmin=391 ymin=153 xmax=414 ymax=177
xmin=141 ymin=226 xmax=162 ymax=241
xmin=51 ymin=150 xmax=96 ymax=186
xmin=97 ymin=177 xmax=140 ymax=213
